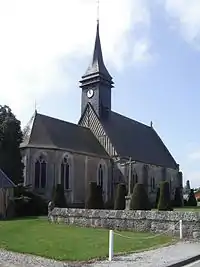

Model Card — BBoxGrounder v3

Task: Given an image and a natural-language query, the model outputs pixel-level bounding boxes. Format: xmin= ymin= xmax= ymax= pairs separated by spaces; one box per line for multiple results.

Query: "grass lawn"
xmin=174 ymin=206 xmax=200 ymax=212
xmin=0 ymin=218 xmax=173 ymax=262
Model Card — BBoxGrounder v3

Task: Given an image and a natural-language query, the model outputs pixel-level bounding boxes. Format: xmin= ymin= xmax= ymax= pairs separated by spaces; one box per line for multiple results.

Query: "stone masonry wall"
xmin=49 ymin=208 xmax=200 ymax=239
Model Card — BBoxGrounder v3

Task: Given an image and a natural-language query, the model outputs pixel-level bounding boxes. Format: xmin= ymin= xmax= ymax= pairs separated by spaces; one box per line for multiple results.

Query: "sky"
xmin=0 ymin=0 xmax=200 ymax=188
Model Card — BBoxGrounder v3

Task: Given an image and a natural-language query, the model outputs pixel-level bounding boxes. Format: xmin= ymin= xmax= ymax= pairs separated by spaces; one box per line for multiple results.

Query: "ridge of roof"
xmin=37 ymin=112 xmax=90 ymax=130
xmin=110 ymin=110 xmax=152 ymax=129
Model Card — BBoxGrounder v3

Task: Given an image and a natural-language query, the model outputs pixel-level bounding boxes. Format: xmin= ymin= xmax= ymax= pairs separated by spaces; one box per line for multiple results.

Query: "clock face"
xmin=87 ymin=89 xmax=94 ymax=98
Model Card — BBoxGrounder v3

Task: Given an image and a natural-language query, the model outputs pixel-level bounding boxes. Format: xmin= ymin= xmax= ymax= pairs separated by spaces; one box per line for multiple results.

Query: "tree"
xmin=158 ymin=181 xmax=173 ymax=211
xmin=0 ymin=105 xmax=24 ymax=185
xmin=53 ymin=184 xmax=67 ymax=208
xmin=187 ymin=189 xmax=197 ymax=207
xmin=155 ymin=187 xmax=160 ymax=208
xmin=96 ymin=185 xmax=104 ymax=209
xmin=173 ymin=187 xmax=182 ymax=207
xmin=85 ymin=182 xmax=104 ymax=209
xmin=130 ymin=183 xmax=151 ymax=210
xmin=183 ymin=180 xmax=191 ymax=194
xmin=114 ymin=183 xmax=126 ymax=210
xmin=186 ymin=180 xmax=191 ymax=190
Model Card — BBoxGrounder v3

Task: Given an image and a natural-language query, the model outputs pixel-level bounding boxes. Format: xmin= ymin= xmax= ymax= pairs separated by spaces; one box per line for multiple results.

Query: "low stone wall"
xmin=49 ymin=208 xmax=200 ymax=239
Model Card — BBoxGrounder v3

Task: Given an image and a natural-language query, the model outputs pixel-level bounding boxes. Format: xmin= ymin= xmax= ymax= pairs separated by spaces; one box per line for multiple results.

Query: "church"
xmin=20 ymin=20 xmax=183 ymax=207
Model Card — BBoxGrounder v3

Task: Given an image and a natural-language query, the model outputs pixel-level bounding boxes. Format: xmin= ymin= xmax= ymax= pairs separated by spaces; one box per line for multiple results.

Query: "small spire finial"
xmin=150 ymin=121 xmax=153 ymax=128
xmin=34 ymin=100 xmax=38 ymax=113
xmin=97 ymin=0 xmax=100 ymax=23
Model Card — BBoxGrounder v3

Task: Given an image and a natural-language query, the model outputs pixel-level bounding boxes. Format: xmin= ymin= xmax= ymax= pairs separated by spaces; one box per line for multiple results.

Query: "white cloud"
xmin=132 ymin=39 xmax=154 ymax=66
xmin=164 ymin=0 xmax=200 ymax=48
xmin=189 ymin=150 xmax=200 ymax=161
xmin=0 ymin=0 xmax=152 ymax=124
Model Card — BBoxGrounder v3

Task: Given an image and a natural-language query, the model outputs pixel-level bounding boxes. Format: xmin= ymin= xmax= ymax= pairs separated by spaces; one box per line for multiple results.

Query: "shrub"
xmin=183 ymin=199 xmax=188 ymax=206
xmin=85 ymin=182 xmax=96 ymax=209
xmin=173 ymin=187 xmax=182 ymax=207
xmin=13 ymin=184 xmax=48 ymax=217
xmin=53 ymin=184 xmax=67 ymax=208
xmin=157 ymin=181 xmax=173 ymax=211
xmin=155 ymin=187 xmax=160 ymax=208
xmin=130 ymin=178 xmax=134 ymax=194
xmin=104 ymin=199 xmax=114 ymax=210
xmin=187 ymin=189 xmax=197 ymax=207
xmin=130 ymin=183 xmax=151 ymax=210
xmin=85 ymin=182 xmax=104 ymax=209
xmin=114 ymin=183 xmax=126 ymax=210
xmin=96 ymin=185 xmax=104 ymax=209
xmin=14 ymin=192 xmax=48 ymax=217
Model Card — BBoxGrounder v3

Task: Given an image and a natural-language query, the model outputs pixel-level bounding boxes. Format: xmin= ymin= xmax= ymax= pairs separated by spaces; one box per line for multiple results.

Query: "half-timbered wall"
xmin=79 ymin=105 xmax=117 ymax=157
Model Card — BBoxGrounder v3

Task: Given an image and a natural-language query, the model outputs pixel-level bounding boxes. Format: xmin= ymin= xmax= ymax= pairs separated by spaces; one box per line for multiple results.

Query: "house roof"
xmin=102 ymin=111 xmax=178 ymax=169
xmin=0 ymin=169 xmax=16 ymax=188
xmin=21 ymin=112 xmax=109 ymax=158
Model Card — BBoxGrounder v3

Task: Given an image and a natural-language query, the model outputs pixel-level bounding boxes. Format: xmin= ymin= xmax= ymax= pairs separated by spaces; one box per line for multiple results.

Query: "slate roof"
xmin=0 ymin=169 xmax=16 ymax=188
xmin=102 ymin=111 xmax=178 ymax=169
xmin=81 ymin=21 xmax=113 ymax=83
xmin=21 ymin=113 xmax=109 ymax=158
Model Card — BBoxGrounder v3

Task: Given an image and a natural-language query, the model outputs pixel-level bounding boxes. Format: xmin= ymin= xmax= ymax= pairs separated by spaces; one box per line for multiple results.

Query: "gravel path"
xmin=0 ymin=241 xmax=200 ymax=267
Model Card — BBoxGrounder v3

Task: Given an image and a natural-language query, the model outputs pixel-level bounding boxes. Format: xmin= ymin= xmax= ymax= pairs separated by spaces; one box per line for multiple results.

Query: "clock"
xmin=87 ymin=89 xmax=94 ymax=98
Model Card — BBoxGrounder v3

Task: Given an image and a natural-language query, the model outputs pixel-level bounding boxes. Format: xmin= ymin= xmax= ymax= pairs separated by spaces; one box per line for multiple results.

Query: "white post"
xmin=179 ymin=220 xmax=183 ymax=239
xmin=109 ymin=230 xmax=114 ymax=261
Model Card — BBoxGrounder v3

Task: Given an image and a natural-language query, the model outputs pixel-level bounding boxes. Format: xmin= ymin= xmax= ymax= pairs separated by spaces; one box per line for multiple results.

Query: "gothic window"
xmin=132 ymin=173 xmax=138 ymax=185
xmin=97 ymin=164 xmax=103 ymax=189
xmin=135 ymin=174 xmax=138 ymax=184
xmin=60 ymin=156 xmax=70 ymax=190
xmin=131 ymin=172 xmax=138 ymax=193
xmin=162 ymin=167 xmax=166 ymax=181
xmin=34 ymin=154 xmax=47 ymax=189
xmin=151 ymin=177 xmax=155 ymax=191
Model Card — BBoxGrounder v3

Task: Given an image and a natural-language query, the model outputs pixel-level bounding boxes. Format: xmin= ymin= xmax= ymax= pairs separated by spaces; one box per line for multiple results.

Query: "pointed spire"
xmin=82 ymin=21 xmax=112 ymax=81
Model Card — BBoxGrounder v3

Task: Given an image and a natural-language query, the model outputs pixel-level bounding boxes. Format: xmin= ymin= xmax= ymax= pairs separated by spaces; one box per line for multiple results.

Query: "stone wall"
xmin=49 ymin=208 xmax=200 ymax=239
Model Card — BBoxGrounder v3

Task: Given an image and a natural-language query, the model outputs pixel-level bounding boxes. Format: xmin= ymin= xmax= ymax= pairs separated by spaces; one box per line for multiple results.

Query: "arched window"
xmin=131 ymin=172 xmax=138 ymax=193
xmin=61 ymin=156 xmax=70 ymax=190
xmin=151 ymin=177 xmax=155 ymax=191
xmin=35 ymin=154 xmax=47 ymax=189
xmin=97 ymin=164 xmax=103 ymax=189
xmin=135 ymin=174 xmax=138 ymax=184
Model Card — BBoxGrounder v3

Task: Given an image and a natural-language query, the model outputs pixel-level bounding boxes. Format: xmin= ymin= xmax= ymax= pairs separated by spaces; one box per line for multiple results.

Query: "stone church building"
xmin=20 ymin=21 xmax=183 ymax=207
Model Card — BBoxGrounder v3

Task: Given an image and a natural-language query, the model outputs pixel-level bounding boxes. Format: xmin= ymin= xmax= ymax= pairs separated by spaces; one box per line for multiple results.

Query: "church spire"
xmin=82 ymin=20 xmax=112 ymax=82
xmin=80 ymin=11 xmax=113 ymax=119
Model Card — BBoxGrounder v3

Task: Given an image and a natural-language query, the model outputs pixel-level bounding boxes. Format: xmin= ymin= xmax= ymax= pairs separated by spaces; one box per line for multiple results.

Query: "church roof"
xmin=21 ymin=113 xmax=109 ymax=158
xmin=102 ymin=111 xmax=178 ymax=169
xmin=0 ymin=169 xmax=16 ymax=188
xmin=81 ymin=21 xmax=113 ymax=82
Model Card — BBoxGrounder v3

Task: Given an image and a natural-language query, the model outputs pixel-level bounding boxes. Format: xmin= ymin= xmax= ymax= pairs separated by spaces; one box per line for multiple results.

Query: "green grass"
xmin=152 ymin=206 xmax=200 ymax=212
xmin=174 ymin=206 xmax=200 ymax=212
xmin=0 ymin=218 xmax=173 ymax=261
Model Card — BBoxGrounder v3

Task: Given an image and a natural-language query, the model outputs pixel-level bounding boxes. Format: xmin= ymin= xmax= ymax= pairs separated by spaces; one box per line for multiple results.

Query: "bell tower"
xmin=79 ymin=20 xmax=114 ymax=120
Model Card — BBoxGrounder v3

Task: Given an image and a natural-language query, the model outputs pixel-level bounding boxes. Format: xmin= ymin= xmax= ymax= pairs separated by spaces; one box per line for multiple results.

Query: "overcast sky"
xmin=1 ymin=0 xmax=200 ymax=188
